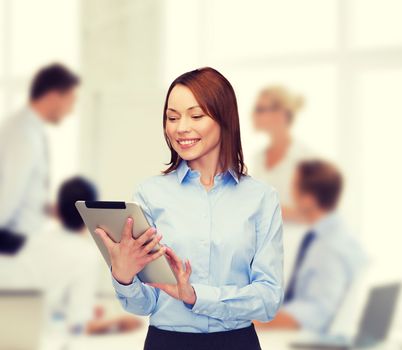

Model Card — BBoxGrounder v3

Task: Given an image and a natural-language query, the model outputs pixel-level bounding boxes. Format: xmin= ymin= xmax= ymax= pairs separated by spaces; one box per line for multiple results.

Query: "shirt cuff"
xmin=112 ymin=275 xmax=142 ymax=298
xmin=190 ymin=283 xmax=220 ymax=315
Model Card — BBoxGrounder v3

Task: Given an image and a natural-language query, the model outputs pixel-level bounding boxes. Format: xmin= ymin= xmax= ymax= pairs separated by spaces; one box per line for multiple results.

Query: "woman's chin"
xmin=177 ymin=153 xmax=199 ymax=161
xmin=174 ymin=149 xmax=202 ymax=162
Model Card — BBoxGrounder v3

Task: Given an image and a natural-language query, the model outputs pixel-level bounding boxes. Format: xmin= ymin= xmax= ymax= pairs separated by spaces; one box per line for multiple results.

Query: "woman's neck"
xmin=265 ymin=131 xmax=292 ymax=169
xmin=269 ymin=131 xmax=291 ymax=151
xmin=188 ymin=145 xmax=222 ymax=190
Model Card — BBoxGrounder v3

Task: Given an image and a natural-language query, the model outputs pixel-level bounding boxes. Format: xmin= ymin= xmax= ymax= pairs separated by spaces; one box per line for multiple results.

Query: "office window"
xmin=204 ymin=0 xmax=338 ymax=60
xmin=0 ymin=0 xmax=7 ymax=122
xmin=9 ymin=0 xmax=80 ymax=76
xmin=349 ymin=0 xmax=402 ymax=49
xmin=0 ymin=0 xmax=4 ymax=70
xmin=0 ymin=0 xmax=80 ymax=198
xmin=356 ymin=68 xmax=402 ymax=262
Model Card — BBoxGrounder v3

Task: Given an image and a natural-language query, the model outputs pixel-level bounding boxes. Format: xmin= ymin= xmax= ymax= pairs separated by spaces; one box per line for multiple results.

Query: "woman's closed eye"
xmin=166 ymin=114 xmax=205 ymax=121
xmin=191 ymin=115 xmax=205 ymax=119
xmin=167 ymin=115 xmax=179 ymax=121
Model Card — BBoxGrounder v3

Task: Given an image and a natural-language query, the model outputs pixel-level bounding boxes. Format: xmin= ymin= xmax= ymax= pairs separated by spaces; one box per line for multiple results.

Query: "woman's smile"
xmin=176 ymin=138 xmax=201 ymax=149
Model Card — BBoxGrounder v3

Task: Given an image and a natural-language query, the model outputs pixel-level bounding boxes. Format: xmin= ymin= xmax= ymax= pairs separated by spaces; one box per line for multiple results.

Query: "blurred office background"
xmin=1 ymin=0 xmax=402 ymax=349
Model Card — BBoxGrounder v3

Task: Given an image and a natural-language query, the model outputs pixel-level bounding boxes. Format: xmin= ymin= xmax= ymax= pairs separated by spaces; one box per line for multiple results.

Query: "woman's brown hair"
xmin=162 ymin=67 xmax=247 ymax=181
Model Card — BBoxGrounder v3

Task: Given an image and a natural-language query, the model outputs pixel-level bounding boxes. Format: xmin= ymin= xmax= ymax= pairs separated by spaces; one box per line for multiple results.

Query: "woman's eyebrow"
xmin=187 ymin=105 xmax=201 ymax=111
xmin=166 ymin=108 xmax=178 ymax=112
xmin=167 ymin=105 xmax=201 ymax=112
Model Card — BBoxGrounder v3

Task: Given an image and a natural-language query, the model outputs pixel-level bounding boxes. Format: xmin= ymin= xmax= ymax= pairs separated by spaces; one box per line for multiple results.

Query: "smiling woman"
xmin=163 ymin=67 xmax=246 ymax=184
xmin=97 ymin=67 xmax=284 ymax=350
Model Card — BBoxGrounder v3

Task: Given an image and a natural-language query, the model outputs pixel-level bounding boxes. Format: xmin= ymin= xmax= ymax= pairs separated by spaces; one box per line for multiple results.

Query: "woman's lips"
xmin=177 ymin=138 xmax=201 ymax=150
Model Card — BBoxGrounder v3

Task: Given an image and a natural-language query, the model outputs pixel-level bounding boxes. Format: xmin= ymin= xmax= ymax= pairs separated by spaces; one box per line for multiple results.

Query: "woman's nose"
xmin=177 ymin=117 xmax=191 ymax=133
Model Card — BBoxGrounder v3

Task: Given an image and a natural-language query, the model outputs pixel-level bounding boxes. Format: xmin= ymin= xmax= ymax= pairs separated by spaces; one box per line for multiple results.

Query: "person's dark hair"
xmin=30 ymin=63 xmax=80 ymax=100
xmin=57 ymin=176 xmax=98 ymax=231
xmin=162 ymin=67 xmax=247 ymax=180
xmin=297 ymin=160 xmax=343 ymax=210
xmin=0 ymin=229 xmax=26 ymax=255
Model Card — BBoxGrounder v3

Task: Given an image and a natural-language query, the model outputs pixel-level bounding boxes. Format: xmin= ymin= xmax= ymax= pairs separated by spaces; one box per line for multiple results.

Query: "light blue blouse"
xmin=112 ymin=160 xmax=284 ymax=333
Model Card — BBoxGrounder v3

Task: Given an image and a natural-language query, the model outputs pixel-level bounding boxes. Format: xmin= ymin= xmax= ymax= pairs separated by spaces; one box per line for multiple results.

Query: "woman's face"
xmin=252 ymin=93 xmax=289 ymax=134
xmin=165 ymin=84 xmax=221 ymax=162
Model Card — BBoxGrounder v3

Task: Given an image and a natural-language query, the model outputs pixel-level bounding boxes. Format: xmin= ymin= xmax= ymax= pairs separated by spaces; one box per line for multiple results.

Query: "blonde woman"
xmin=251 ymin=86 xmax=314 ymax=222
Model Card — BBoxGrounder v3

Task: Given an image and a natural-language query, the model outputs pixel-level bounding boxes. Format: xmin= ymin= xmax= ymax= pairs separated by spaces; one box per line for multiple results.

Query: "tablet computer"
xmin=75 ymin=200 xmax=176 ymax=285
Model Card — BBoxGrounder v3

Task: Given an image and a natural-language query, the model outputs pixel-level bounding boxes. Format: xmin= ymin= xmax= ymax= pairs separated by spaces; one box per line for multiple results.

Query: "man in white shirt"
xmin=0 ymin=63 xmax=80 ymax=236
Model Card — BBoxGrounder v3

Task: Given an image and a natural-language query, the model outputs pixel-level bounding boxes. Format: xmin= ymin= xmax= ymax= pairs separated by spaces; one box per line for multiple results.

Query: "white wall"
xmin=80 ymin=0 xmax=169 ymax=201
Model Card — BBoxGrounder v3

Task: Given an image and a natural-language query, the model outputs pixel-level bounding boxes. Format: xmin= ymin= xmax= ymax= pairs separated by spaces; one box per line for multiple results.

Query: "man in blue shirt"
xmin=255 ymin=160 xmax=365 ymax=333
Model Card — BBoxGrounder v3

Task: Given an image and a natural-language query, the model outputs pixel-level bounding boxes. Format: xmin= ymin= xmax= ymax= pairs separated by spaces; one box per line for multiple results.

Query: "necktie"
xmin=284 ymin=230 xmax=316 ymax=303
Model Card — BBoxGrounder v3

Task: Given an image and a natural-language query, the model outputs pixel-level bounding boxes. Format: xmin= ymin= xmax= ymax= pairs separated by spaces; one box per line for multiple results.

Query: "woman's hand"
xmin=147 ymin=247 xmax=196 ymax=306
xmin=95 ymin=218 xmax=166 ymax=285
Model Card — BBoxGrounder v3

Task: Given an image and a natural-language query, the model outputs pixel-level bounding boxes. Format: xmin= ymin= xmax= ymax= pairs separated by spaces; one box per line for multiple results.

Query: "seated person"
xmin=1 ymin=176 xmax=142 ymax=334
xmin=255 ymin=160 xmax=365 ymax=333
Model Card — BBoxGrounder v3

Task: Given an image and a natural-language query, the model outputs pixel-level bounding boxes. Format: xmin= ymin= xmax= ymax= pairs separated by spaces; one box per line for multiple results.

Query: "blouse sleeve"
xmin=111 ymin=183 xmax=159 ymax=316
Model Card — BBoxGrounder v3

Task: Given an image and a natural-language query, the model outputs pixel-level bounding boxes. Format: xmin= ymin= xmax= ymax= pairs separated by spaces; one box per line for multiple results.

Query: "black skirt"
xmin=144 ymin=324 xmax=262 ymax=350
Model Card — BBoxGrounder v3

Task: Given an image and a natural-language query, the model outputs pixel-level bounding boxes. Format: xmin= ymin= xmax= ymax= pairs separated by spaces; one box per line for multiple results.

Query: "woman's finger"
xmin=95 ymin=228 xmax=115 ymax=252
xmin=141 ymin=233 xmax=163 ymax=255
xmin=185 ymin=259 xmax=192 ymax=278
xmin=135 ymin=227 xmax=156 ymax=247
xmin=165 ymin=247 xmax=182 ymax=268
xmin=121 ymin=217 xmax=134 ymax=243
xmin=164 ymin=249 xmax=181 ymax=272
xmin=145 ymin=245 xmax=166 ymax=263
xmin=165 ymin=253 xmax=180 ymax=273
